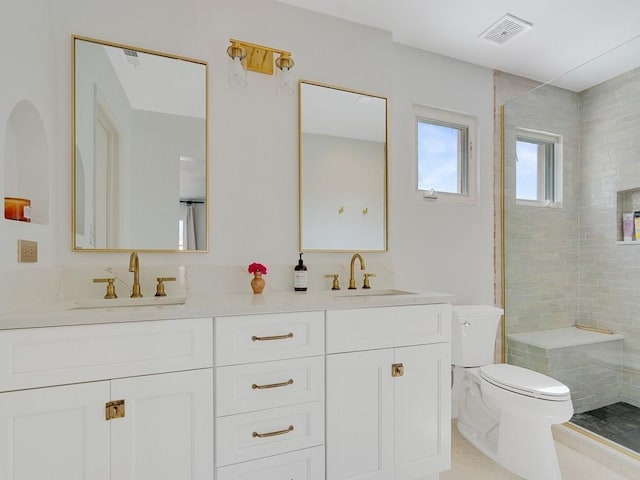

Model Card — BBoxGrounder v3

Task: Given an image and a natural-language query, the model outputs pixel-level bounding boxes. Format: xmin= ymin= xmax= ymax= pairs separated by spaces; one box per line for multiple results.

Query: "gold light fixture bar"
xmin=229 ymin=38 xmax=292 ymax=75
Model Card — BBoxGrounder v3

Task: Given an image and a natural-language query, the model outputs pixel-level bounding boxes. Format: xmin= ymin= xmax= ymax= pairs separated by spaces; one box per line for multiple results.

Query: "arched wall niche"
xmin=4 ymin=99 xmax=49 ymax=225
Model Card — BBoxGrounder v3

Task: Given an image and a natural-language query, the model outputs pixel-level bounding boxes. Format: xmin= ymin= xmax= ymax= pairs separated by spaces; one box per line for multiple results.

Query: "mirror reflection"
xmin=72 ymin=36 xmax=208 ymax=251
xmin=299 ymin=81 xmax=387 ymax=251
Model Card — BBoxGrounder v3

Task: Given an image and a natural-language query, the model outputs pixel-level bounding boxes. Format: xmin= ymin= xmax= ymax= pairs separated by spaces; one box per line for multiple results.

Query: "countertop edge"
xmin=0 ymin=290 xmax=455 ymax=330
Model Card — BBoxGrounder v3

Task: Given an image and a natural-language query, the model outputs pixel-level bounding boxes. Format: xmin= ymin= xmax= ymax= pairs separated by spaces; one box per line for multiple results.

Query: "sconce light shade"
xmin=227 ymin=39 xmax=294 ymax=93
xmin=227 ymin=42 xmax=247 ymax=88
xmin=275 ymin=53 xmax=295 ymax=95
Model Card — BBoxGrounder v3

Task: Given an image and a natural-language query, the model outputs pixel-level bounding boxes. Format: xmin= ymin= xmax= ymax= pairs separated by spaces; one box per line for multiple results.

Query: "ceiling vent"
xmin=122 ymin=48 xmax=141 ymax=66
xmin=479 ymin=14 xmax=533 ymax=45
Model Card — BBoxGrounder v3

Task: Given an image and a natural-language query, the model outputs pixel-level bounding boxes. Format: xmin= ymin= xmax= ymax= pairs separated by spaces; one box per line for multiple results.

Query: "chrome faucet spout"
xmin=348 ymin=253 xmax=366 ymax=290
xmin=129 ymin=252 xmax=143 ymax=298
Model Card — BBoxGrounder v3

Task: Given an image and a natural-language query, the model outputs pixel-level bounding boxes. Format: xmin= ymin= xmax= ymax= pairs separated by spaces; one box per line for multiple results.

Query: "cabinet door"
xmin=394 ymin=343 xmax=451 ymax=479
xmin=110 ymin=369 xmax=214 ymax=480
xmin=0 ymin=382 xmax=110 ymax=480
xmin=326 ymin=349 xmax=394 ymax=480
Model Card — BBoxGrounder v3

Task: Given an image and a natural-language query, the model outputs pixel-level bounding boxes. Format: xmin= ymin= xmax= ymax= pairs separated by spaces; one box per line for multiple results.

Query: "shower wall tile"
xmin=498 ymin=73 xmax=581 ymax=335
xmin=579 ymin=66 xmax=640 ymax=409
xmin=499 ymin=68 xmax=640 ymax=408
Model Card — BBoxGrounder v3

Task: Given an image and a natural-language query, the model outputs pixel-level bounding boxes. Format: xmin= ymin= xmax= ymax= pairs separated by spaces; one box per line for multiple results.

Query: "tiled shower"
xmin=498 ymin=64 xmax=640 ymax=453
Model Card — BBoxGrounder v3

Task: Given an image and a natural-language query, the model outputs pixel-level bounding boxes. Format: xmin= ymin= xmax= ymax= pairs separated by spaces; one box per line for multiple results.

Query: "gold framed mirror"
xmin=72 ymin=35 xmax=208 ymax=252
xmin=298 ymin=80 xmax=388 ymax=252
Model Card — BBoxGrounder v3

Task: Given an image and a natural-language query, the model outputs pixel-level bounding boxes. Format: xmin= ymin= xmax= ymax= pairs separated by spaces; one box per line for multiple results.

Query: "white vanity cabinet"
xmin=325 ymin=304 xmax=451 ymax=480
xmin=0 ymin=317 xmax=214 ymax=480
xmin=0 ymin=294 xmax=452 ymax=480
xmin=214 ymin=311 xmax=325 ymax=480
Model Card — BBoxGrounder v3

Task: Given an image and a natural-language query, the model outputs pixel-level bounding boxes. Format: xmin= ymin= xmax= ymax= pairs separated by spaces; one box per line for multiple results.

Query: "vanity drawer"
xmin=216 ymin=356 xmax=324 ymax=416
xmin=0 ymin=317 xmax=213 ymax=391
xmin=326 ymin=304 xmax=451 ymax=353
xmin=216 ymin=401 xmax=324 ymax=466
xmin=215 ymin=311 xmax=324 ymax=366
xmin=216 ymin=445 xmax=325 ymax=480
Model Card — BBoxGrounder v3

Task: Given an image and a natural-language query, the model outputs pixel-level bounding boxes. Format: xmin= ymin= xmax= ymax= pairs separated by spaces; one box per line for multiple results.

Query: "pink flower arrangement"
xmin=248 ymin=262 xmax=267 ymax=275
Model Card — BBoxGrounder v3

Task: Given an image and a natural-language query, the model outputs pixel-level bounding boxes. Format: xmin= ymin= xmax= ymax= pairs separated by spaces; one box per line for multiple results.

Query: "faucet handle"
xmin=362 ymin=273 xmax=376 ymax=289
xmin=155 ymin=277 xmax=176 ymax=297
xmin=324 ymin=274 xmax=341 ymax=291
xmin=93 ymin=278 xmax=117 ymax=299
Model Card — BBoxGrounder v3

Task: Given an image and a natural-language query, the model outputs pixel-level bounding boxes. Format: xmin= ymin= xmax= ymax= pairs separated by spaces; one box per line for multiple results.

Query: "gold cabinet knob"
xmin=363 ymin=273 xmax=376 ymax=289
xmin=392 ymin=362 xmax=404 ymax=377
xmin=155 ymin=277 xmax=176 ymax=297
xmin=324 ymin=274 xmax=340 ymax=290
xmin=93 ymin=278 xmax=117 ymax=299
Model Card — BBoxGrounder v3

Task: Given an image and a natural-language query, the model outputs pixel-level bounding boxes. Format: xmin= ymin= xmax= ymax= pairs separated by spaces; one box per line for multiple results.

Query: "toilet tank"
xmin=451 ymin=305 xmax=504 ymax=367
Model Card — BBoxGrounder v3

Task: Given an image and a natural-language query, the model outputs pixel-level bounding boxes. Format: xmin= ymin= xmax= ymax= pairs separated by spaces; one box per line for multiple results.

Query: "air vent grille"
xmin=122 ymin=48 xmax=141 ymax=67
xmin=479 ymin=14 xmax=533 ymax=45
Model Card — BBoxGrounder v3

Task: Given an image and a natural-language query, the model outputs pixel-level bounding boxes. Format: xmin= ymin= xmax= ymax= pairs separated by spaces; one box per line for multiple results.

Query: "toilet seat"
xmin=480 ymin=364 xmax=571 ymax=401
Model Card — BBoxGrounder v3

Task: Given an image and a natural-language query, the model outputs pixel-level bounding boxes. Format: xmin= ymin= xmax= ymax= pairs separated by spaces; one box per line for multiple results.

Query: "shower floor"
xmin=571 ymin=402 xmax=640 ymax=453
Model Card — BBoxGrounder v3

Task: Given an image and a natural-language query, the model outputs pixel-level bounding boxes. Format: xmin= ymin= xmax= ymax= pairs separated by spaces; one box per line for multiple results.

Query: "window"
xmin=415 ymin=105 xmax=476 ymax=202
xmin=515 ymin=129 xmax=562 ymax=205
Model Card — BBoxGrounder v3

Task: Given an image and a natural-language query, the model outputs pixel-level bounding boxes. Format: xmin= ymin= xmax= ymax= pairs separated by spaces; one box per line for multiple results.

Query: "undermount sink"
xmin=334 ymin=289 xmax=417 ymax=297
xmin=68 ymin=296 xmax=187 ymax=310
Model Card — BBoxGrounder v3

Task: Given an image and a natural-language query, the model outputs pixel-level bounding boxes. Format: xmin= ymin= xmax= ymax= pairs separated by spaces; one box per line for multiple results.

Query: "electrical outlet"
xmin=17 ymin=239 xmax=38 ymax=263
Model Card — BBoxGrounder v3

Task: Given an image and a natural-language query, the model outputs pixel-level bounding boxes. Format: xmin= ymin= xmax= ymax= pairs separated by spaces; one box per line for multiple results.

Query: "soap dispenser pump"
xmin=294 ymin=253 xmax=308 ymax=292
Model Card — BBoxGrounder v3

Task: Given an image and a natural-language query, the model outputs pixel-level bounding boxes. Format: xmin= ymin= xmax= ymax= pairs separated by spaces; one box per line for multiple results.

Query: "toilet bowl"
xmin=452 ymin=306 xmax=573 ymax=480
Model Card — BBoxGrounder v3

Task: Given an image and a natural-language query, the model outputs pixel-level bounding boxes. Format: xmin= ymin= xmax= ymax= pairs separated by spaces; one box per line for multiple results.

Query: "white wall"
xmin=0 ymin=0 xmax=496 ymax=306
xmin=390 ymin=45 xmax=496 ymax=303
xmin=0 ymin=0 xmax=57 ymax=271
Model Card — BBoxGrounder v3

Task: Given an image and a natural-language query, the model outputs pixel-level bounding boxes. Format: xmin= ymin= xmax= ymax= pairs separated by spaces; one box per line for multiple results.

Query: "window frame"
xmin=414 ymin=105 xmax=477 ymax=204
xmin=515 ymin=128 xmax=563 ymax=207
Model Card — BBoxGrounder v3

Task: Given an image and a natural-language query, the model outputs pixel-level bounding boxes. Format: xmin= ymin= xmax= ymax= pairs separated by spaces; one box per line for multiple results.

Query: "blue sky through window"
xmin=417 ymin=122 xmax=459 ymax=193
xmin=516 ymin=140 xmax=538 ymax=200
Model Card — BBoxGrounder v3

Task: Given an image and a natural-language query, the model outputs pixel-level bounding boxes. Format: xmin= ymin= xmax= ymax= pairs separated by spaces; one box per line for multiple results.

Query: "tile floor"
xmin=572 ymin=402 xmax=640 ymax=453
xmin=441 ymin=422 xmax=638 ymax=479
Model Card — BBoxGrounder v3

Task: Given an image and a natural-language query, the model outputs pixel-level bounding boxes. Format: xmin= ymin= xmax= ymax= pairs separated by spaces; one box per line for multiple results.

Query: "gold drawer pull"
xmin=252 ymin=424 xmax=294 ymax=438
xmin=251 ymin=332 xmax=294 ymax=342
xmin=252 ymin=378 xmax=294 ymax=390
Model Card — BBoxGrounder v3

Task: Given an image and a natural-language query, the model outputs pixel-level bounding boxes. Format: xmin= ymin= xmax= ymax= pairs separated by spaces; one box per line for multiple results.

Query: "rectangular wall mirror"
xmin=299 ymin=80 xmax=388 ymax=252
xmin=72 ymin=35 xmax=208 ymax=252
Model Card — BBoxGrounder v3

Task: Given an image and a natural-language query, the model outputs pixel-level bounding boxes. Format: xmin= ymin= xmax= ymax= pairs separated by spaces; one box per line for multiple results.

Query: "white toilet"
xmin=452 ymin=305 xmax=573 ymax=480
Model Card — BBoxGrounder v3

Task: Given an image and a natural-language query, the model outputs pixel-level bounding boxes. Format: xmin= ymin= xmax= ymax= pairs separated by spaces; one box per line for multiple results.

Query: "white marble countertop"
xmin=0 ymin=289 xmax=455 ymax=330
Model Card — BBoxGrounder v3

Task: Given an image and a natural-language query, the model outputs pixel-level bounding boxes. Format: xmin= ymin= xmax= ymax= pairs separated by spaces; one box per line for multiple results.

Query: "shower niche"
xmin=3 ymin=99 xmax=49 ymax=226
xmin=616 ymin=187 xmax=640 ymax=244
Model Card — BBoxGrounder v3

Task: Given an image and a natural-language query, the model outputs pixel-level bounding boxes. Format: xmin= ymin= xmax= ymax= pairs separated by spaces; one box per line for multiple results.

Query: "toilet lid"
xmin=479 ymin=364 xmax=571 ymax=401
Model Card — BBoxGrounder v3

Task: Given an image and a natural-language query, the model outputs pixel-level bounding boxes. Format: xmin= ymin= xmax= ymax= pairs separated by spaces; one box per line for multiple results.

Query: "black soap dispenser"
xmin=294 ymin=253 xmax=308 ymax=292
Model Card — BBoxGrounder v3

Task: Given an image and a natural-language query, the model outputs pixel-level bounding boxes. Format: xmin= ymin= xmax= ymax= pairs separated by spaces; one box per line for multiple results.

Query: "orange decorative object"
xmin=251 ymin=272 xmax=265 ymax=294
xmin=4 ymin=197 xmax=31 ymax=222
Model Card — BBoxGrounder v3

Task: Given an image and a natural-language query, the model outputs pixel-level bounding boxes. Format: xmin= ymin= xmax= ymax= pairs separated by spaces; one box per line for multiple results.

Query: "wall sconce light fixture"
xmin=226 ymin=38 xmax=295 ymax=94
xmin=226 ymin=40 xmax=247 ymax=88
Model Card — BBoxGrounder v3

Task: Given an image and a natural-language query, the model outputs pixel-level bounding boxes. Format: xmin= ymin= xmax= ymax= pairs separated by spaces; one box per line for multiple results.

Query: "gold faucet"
xmin=129 ymin=252 xmax=143 ymax=298
xmin=348 ymin=253 xmax=365 ymax=289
